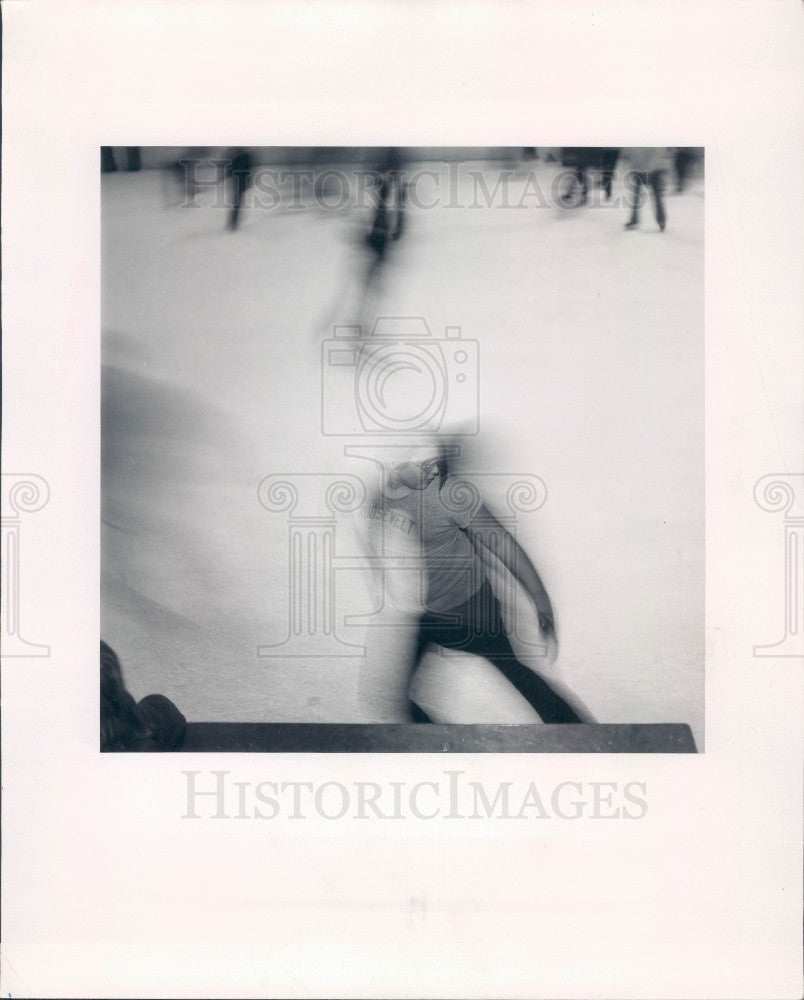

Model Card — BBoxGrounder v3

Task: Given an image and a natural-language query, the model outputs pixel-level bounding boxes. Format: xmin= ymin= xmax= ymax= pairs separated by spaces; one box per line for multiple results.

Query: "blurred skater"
xmin=558 ymin=147 xmax=620 ymax=205
xmin=624 ymin=147 xmax=670 ymax=231
xmin=224 ymin=147 xmax=254 ymax=231
xmin=363 ymin=147 xmax=407 ymax=284
xmin=359 ymin=444 xmax=594 ymax=724
xmin=101 ymin=146 xmax=117 ymax=173
xmin=672 ymin=147 xmax=695 ymax=193
xmin=597 ymin=147 xmax=620 ymax=201
xmin=314 ymin=147 xmax=407 ymax=336
xmin=559 ymin=147 xmax=589 ymax=205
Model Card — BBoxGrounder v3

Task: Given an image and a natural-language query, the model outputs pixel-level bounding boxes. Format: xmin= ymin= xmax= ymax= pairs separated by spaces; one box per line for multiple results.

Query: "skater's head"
xmin=391 ymin=456 xmax=441 ymax=490
xmin=385 ymin=441 xmax=446 ymax=490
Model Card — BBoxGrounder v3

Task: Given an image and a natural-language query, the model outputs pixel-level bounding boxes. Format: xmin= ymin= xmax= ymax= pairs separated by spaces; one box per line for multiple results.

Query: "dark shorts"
xmin=417 ymin=580 xmax=509 ymax=658
xmin=412 ymin=581 xmax=587 ymax=723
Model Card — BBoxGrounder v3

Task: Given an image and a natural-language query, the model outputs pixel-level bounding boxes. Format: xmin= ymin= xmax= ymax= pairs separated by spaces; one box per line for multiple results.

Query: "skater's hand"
xmin=465 ymin=503 xmax=559 ymax=657
xmin=534 ymin=605 xmax=559 ymax=665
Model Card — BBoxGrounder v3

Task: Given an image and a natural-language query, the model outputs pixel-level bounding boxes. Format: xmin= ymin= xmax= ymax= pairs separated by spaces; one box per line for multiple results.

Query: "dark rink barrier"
xmin=178 ymin=723 xmax=697 ymax=754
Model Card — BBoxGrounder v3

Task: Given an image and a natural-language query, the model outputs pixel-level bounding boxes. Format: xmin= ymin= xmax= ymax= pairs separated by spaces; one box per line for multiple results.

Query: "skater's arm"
xmin=464 ymin=505 xmax=558 ymax=655
xmin=353 ymin=489 xmax=386 ymax=586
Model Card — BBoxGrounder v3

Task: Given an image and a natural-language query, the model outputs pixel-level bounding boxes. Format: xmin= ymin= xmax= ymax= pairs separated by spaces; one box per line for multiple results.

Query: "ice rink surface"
xmin=101 ymin=158 xmax=704 ymax=745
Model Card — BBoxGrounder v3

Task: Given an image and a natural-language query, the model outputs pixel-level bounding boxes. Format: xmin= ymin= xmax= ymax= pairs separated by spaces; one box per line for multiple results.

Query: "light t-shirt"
xmin=362 ymin=475 xmax=485 ymax=613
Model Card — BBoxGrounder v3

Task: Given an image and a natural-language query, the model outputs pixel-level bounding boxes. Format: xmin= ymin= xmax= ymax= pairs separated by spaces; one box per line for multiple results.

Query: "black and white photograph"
xmin=101 ymin=146 xmax=704 ymax=753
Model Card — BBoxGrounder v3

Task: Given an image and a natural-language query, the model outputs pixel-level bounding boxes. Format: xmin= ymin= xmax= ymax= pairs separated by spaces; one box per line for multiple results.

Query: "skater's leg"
xmin=488 ymin=643 xmax=590 ymax=721
xmin=101 ymin=146 xmax=117 ymax=174
xmin=407 ymin=620 xmax=437 ymax=723
xmin=649 ymin=169 xmax=666 ymax=230
xmin=579 ymin=165 xmax=588 ymax=205
xmin=391 ymin=172 xmax=407 ymax=240
xmin=313 ymin=224 xmax=385 ymax=337
xmin=367 ymin=174 xmax=390 ymax=250
xmin=473 ymin=624 xmax=591 ymax=723
xmin=358 ymin=612 xmax=433 ymax=722
xmin=625 ymin=170 xmax=645 ymax=228
xmin=228 ymin=172 xmax=248 ymax=230
xmin=409 ymin=700 xmax=434 ymax=723
xmin=674 ymin=149 xmax=691 ymax=192
xmin=354 ymin=253 xmax=386 ymax=342
xmin=600 ymin=148 xmax=618 ymax=201
xmin=437 ymin=584 xmax=593 ymax=723
xmin=126 ymin=146 xmax=141 ymax=172
xmin=560 ymin=169 xmax=578 ymax=205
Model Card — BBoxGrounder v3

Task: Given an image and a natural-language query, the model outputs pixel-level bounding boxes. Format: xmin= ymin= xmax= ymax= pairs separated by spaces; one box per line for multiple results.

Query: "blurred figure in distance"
xmin=623 ymin=147 xmax=671 ymax=231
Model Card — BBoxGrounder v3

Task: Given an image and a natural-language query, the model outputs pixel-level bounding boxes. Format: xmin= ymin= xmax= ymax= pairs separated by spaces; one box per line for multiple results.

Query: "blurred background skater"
xmin=314 ymin=147 xmax=407 ymax=336
xmin=597 ymin=147 xmax=620 ymax=201
xmin=224 ymin=147 xmax=255 ymax=231
xmin=101 ymin=146 xmax=118 ymax=173
xmin=101 ymin=146 xmax=142 ymax=174
xmin=672 ymin=146 xmax=695 ymax=193
xmin=355 ymin=146 xmax=407 ymax=331
xmin=623 ymin=147 xmax=671 ymax=230
xmin=356 ymin=441 xmax=594 ymax=724
xmin=558 ymin=147 xmax=589 ymax=206
xmin=558 ymin=147 xmax=620 ymax=206
xmin=125 ymin=146 xmax=141 ymax=172
xmin=365 ymin=146 xmax=407 ymax=254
